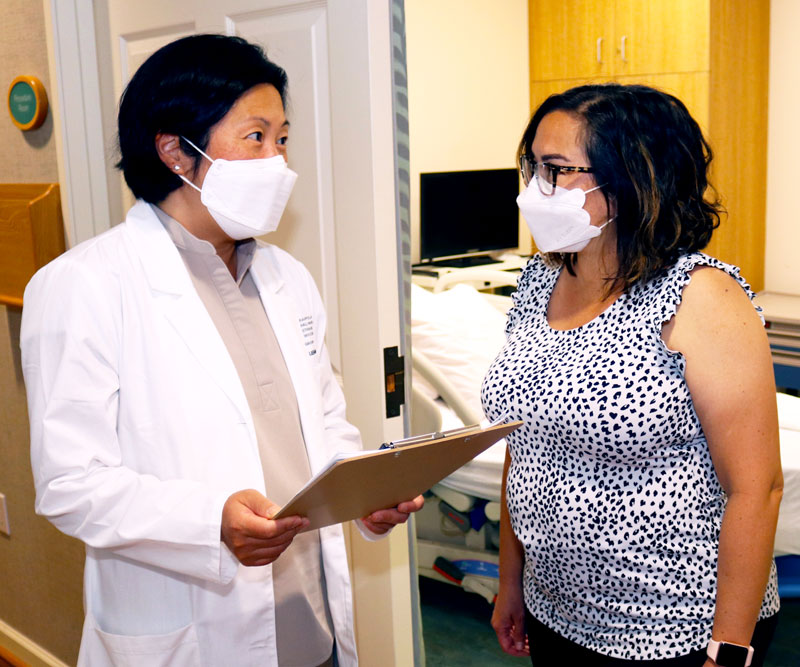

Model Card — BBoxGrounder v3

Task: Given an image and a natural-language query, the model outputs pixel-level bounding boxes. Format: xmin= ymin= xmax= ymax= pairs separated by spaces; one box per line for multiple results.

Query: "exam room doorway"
xmin=402 ymin=1 xmax=532 ymax=663
xmin=47 ymin=0 xmax=418 ymax=663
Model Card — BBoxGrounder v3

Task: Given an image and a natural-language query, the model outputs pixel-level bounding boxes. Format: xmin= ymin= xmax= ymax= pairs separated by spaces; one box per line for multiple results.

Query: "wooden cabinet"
xmin=614 ymin=0 xmax=709 ymax=76
xmin=529 ymin=2 xmax=611 ymax=80
xmin=0 ymin=184 xmax=65 ymax=307
xmin=527 ymin=0 xmax=769 ymax=290
xmin=530 ymin=1 xmax=708 ymax=82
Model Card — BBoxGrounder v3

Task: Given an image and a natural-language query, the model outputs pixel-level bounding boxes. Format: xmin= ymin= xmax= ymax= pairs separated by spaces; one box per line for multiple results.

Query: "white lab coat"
xmin=21 ymin=201 xmax=363 ymax=666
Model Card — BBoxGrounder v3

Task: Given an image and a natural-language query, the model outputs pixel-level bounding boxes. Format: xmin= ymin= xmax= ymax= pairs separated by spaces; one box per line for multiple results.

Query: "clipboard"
xmin=273 ymin=420 xmax=522 ymax=531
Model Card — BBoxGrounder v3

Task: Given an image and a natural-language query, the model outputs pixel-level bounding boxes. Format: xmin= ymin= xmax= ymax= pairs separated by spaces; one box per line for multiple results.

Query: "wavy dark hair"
xmin=117 ymin=34 xmax=288 ymax=204
xmin=519 ymin=83 xmax=722 ymax=293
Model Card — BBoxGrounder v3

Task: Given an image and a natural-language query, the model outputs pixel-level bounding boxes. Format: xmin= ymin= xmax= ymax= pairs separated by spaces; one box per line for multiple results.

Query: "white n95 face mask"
xmin=517 ymin=178 xmax=612 ymax=254
xmin=178 ymin=137 xmax=298 ymax=240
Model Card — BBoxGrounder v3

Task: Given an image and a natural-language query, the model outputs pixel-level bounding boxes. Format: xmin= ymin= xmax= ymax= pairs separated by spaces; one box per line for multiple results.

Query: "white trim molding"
xmin=45 ymin=0 xmax=113 ymax=246
xmin=0 ymin=619 xmax=70 ymax=667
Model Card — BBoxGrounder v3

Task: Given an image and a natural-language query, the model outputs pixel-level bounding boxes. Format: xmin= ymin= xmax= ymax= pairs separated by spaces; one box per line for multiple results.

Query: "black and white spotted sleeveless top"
xmin=481 ymin=252 xmax=780 ymax=660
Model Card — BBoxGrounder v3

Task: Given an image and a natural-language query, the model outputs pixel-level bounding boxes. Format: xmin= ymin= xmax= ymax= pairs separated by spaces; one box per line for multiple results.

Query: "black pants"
xmin=526 ymin=610 xmax=779 ymax=667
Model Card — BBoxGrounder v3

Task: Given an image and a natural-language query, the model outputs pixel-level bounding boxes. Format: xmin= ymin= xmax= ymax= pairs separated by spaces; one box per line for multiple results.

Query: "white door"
xmin=45 ymin=0 xmax=415 ymax=664
xmin=100 ymin=0 xmax=348 ymax=368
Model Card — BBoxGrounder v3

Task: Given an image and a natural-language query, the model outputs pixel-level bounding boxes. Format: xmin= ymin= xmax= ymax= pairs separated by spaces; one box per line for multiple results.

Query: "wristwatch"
xmin=706 ymin=639 xmax=754 ymax=667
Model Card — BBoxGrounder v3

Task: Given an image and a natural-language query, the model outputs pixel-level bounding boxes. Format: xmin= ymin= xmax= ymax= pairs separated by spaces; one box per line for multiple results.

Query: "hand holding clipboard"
xmin=273 ymin=420 xmax=521 ymax=531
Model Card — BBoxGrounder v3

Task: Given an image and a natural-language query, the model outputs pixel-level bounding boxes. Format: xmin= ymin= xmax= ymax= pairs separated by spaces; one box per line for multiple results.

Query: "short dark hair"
xmin=116 ymin=34 xmax=288 ymax=204
xmin=518 ymin=83 xmax=721 ymax=293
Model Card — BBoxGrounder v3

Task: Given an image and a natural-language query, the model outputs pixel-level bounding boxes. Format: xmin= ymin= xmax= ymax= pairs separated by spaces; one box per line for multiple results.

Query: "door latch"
xmin=383 ymin=346 xmax=405 ymax=418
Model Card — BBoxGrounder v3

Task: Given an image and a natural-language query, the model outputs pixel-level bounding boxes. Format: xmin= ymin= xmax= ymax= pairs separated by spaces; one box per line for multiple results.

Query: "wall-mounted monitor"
xmin=418 ymin=168 xmax=520 ymax=267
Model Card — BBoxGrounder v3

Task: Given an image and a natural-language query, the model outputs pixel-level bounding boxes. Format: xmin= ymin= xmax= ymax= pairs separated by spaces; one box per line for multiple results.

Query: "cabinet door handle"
xmin=620 ymin=35 xmax=627 ymax=63
xmin=596 ymin=37 xmax=603 ymax=63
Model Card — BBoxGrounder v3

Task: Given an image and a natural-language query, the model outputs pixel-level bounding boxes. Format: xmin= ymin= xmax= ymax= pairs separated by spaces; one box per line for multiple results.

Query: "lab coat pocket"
xmin=88 ymin=613 xmax=200 ymax=667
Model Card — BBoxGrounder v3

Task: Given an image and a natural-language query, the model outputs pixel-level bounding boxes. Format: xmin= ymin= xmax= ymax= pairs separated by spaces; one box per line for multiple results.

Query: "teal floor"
xmin=420 ymin=577 xmax=517 ymax=666
xmin=419 ymin=577 xmax=800 ymax=666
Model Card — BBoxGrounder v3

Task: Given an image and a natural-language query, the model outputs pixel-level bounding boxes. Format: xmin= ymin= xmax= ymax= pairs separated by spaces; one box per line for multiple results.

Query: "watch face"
xmin=717 ymin=643 xmax=750 ymax=667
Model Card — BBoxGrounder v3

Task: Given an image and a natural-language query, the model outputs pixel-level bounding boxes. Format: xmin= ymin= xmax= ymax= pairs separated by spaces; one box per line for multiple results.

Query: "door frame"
xmin=43 ymin=0 xmax=113 ymax=246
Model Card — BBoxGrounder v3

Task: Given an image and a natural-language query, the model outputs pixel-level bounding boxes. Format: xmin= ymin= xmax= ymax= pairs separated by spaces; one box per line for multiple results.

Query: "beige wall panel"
xmin=765 ymin=0 xmax=800 ymax=294
xmin=0 ymin=2 xmax=84 ymax=665
xmin=0 ymin=1 xmax=58 ymax=183
xmin=0 ymin=305 xmax=84 ymax=667
xmin=405 ymin=0 xmax=531 ymax=262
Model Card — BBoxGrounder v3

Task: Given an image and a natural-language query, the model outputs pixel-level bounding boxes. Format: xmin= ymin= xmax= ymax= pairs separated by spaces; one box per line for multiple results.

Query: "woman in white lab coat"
xmin=21 ymin=34 xmax=421 ymax=667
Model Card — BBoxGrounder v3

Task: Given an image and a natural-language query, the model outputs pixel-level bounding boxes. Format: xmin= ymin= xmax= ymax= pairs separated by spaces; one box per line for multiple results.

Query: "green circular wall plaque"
xmin=8 ymin=76 xmax=48 ymax=131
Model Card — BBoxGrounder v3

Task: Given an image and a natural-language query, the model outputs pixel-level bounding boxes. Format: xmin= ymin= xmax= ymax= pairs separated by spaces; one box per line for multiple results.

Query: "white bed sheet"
xmin=776 ymin=394 xmax=800 ymax=556
xmin=439 ymin=402 xmax=506 ymax=502
xmin=776 ymin=427 xmax=800 ymax=555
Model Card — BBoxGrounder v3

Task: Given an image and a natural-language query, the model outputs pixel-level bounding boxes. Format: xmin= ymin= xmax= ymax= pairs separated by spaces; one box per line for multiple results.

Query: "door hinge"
xmin=383 ymin=346 xmax=405 ymax=418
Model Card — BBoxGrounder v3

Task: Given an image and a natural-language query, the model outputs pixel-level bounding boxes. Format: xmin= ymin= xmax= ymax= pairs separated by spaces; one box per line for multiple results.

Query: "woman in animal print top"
xmin=485 ymin=84 xmax=781 ymax=667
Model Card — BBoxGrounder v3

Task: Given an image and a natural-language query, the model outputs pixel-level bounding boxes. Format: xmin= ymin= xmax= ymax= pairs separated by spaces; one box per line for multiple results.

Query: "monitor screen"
xmin=419 ymin=168 xmax=520 ymax=263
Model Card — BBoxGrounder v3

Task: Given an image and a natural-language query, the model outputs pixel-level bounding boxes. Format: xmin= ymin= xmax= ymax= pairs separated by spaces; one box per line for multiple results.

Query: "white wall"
xmin=765 ymin=0 xmax=800 ymax=294
xmin=404 ymin=0 xmax=531 ymax=264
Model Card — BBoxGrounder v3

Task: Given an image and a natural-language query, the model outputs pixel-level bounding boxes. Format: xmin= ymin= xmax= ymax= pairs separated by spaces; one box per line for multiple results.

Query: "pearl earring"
xmin=174 ymin=165 xmax=180 ymax=171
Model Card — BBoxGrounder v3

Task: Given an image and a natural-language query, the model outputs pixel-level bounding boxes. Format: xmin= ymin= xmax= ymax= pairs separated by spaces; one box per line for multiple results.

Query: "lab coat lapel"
xmin=249 ymin=249 xmax=321 ymax=457
xmin=124 ymin=201 xmax=251 ymax=423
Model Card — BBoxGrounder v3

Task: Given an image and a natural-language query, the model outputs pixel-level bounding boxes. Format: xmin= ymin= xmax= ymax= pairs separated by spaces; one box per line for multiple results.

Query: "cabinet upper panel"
xmin=529 ymin=1 xmax=613 ymax=81
xmin=614 ymin=0 xmax=709 ymax=76
xmin=530 ymin=0 xmax=710 ymax=81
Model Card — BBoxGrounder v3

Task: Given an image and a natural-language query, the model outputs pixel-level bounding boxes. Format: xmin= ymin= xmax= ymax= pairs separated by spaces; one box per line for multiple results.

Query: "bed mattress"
xmin=438 ymin=403 xmax=506 ymax=502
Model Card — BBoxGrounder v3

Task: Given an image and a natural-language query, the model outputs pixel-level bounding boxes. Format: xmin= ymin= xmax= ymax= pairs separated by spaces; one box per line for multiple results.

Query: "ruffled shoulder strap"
xmin=638 ymin=252 xmax=762 ymax=328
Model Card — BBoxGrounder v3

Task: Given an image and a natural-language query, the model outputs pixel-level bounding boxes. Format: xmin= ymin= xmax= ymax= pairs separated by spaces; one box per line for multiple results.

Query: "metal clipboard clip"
xmin=379 ymin=423 xmax=482 ymax=450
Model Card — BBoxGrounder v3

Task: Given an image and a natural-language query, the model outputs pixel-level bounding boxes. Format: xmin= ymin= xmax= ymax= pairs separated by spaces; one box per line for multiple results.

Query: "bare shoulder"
xmin=664 ymin=265 xmax=764 ymax=355
xmin=676 ymin=265 xmax=759 ymax=324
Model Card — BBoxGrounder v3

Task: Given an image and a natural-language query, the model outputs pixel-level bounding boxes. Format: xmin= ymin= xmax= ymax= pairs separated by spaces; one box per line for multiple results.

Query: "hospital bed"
xmin=411 ymin=273 xmax=800 ymax=602
xmin=410 ymin=269 xmax=517 ymax=602
xmin=755 ymin=292 xmax=800 ymax=596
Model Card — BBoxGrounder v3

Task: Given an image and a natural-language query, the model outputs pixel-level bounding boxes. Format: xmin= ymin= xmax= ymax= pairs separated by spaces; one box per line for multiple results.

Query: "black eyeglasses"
xmin=518 ymin=154 xmax=595 ymax=196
